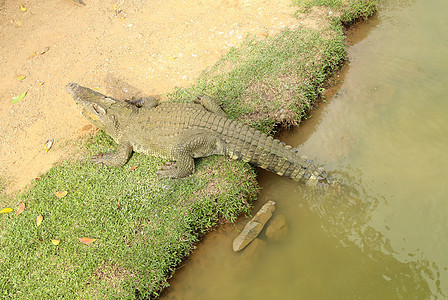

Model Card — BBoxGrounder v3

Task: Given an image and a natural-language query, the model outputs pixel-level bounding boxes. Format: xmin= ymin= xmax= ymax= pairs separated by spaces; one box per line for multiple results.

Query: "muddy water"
xmin=163 ymin=0 xmax=448 ymax=299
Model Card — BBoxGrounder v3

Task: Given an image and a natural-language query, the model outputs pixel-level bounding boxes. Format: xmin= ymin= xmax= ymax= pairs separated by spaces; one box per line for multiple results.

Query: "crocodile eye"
xmin=92 ymin=104 xmax=99 ymax=114
xmin=92 ymin=103 xmax=106 ymax=115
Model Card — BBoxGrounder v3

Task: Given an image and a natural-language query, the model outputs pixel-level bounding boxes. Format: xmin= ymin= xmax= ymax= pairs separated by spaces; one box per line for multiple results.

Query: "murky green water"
xmin=163 ymin=0 xmax=448 ymax=299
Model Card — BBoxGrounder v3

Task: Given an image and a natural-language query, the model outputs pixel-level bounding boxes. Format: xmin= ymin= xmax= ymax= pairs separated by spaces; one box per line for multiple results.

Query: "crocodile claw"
xmin=156 ymin=162 xmax=179 ymax=179
xmin=193 ymin=96 xmax=202 ymax=104
xmin=90 ymin=154 xmax=107 ymax=166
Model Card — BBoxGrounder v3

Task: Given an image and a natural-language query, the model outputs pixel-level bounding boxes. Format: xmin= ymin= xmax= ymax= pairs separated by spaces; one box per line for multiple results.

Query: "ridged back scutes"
xmin=149 ymin=103 xmax=329 ymax=184
xmin=219 ymin=118 xmax=327 ymax=184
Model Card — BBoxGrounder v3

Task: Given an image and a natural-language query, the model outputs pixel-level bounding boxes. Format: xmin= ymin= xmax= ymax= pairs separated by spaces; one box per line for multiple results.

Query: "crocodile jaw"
xmin=66 ymin=82 xmax=118 ymax=129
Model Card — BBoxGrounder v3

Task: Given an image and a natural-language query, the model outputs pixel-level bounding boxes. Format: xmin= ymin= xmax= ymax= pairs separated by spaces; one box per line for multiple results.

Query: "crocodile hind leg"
xmin=125 ymin=96 xmax=158 ymax=109
xmin=156 ymin=131 xmax=226 ymax=179
xmin=195 ymin=95 xmax=226 ymax=117
xmin=91 ymin=142 xmax=133 ymax=167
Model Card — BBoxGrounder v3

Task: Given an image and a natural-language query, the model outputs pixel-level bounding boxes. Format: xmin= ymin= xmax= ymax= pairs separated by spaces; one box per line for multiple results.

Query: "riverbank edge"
xmin=0 ymin=0 xmax=377 ymax=298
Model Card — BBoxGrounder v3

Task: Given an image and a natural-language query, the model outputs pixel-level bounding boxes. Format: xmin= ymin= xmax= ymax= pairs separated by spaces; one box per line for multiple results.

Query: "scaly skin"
xmin=66 ymin=83 xmax=334 ymax=186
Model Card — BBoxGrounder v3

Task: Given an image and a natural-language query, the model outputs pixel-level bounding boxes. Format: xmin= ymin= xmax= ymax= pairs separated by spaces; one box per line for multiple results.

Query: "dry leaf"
xmin=130 ymin=165 xmax=138 ymax=171
xmin=20 ymin=4 xmax=27 ymax=12
xmin=36 ymin=215 xmax=43 ymax=227
xmin=54 ymin=191 xmax=68 ymax=198
xmin=113 ymin=4 xmax=118 ymax=10
xmin=16 ymin=203 xmax=25 ymax=216
xmin=17 ymin=75 xmax=26 ymax=80
xmin=44 ymin=138 xmax=54 ymax=152
xmin=0 ymin=207 xmax=13 ymax=214
xmin=29 ymin=52 xmax=36 ymax=59
xmin=37 ymin=80 xmax=44 ymax=86
xmin=51 ymin=239 xmax=60 ymax=245
xmin=72 ymin=0 xmax=86 ymax=6
xmin=40 ymin=46 xmax=50 ymax=55
xmin=16 ymin=20 xmax=22 ymax=26
xmin=34 ymin=177 xmax=41 ymax=181
xmin=80 ymin=237 xmax=97 ymax=245
xmin=11 ymin=91 xmax=27 ymax=104
xmin=117 ymin=202 xmax=121 ymax=210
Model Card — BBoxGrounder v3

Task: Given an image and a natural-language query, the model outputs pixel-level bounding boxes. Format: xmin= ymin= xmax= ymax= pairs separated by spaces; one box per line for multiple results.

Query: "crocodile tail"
xmin=222 ymin=122 xmax=331 ymax=185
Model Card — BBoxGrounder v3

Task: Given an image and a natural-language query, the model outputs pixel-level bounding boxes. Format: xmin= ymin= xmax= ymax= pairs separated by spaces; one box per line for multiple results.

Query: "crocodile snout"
xmin=65 ymin=82 xmax=79 ymax=95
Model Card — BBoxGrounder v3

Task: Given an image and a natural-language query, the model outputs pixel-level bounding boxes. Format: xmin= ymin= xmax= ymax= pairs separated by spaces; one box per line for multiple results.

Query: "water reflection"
xmin=289 ymin=171 xmax=436 ymax=298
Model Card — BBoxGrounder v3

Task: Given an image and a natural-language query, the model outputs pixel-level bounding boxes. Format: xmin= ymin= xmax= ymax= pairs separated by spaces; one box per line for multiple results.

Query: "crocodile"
xmin=66 ymin=83 xmax=333 ymax=186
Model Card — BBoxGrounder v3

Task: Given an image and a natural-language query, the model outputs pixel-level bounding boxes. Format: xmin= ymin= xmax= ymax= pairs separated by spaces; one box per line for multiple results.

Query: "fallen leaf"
xmin=29 ymin=52 xmax=36 ymax=59
xmin=113 ymin=4 xmax=118 ymax=11
xmin=81 ymin=124 xmax=92 ymax=131
xmin=37 ymin=80 xmax=44 ymax=86
xmin=34 ymin=177 xmax=41 ymax=181
xmin=117 ymin=202 xmax=121 ymax=210
xmin=0 ymin=207 xmax=13 ymax=214
xmin=51 ymin=239 xmax=60 ymax=245
xmin=16 ymin=20 xmax=22 ymax=26
xmin=17 ymin=75 xmax=26 ymax=80
xmin=36 ymin=215 xmax=43 ymax=227
xmin=44 ymin=138 xmax=54 ymax=152
xmin=20 ymin=4 xmax=27 ymax=12
xmin=40 ymin=46 xmax=50 ymax=55
xmin=54 ymin=190 xmax=68 ymax=198
xmin=16 ymin=203 xmax=25 ymax=216
xmin=130 ymin=165 xmax=138 ymax=171
xmin=72 ymin=0 xmax=86 ymax=6
xmin=80 ymin=237 xmax=97 ymax=245
xmin=169 ymin=56 xmax=177 ymax=60
xmin=11 ymin=91 xmax=27 ymax=104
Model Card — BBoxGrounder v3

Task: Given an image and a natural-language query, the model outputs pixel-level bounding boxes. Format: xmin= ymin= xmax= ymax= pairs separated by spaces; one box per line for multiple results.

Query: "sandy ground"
xmin=0 ymin=0 xmax=310 ymax=193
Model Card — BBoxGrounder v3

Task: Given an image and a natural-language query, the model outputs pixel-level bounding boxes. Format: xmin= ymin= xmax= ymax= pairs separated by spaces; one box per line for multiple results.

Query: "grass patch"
xmin=0 ymin=132 xmax=257 ymax=298
xmin=0 ymin=0 xmax=376 ymax=298
xmin=170 ymin=25 xmax=347 ymax=134
xmin=294 ymin=0 xmax=377 ymax=25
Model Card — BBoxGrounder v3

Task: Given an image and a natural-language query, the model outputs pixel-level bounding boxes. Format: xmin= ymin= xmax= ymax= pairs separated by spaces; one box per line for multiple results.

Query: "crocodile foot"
xmin=156 ymin=162 xmax=181 ymax=179
xmin=90 ymin=153 xmax=108 ymax=166
xmin=90 ymin=152 xmax=128 ymax=168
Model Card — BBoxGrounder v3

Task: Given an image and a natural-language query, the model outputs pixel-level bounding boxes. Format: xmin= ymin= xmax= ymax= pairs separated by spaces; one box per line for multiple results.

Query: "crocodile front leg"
xmin=156 ymin=131 xmax=226 ymax=179
xmin=91 ymin=142 xmax=133 ymax=167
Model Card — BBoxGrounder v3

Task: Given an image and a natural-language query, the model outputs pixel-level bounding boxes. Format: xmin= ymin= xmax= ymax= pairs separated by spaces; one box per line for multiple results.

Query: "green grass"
xmin=294 ymin=0 xmax=377 ymax=24
xmin=0 ymin=0 xmax=376 ymax=298
xmin=0 ymin=132 xmax=257 ymax=298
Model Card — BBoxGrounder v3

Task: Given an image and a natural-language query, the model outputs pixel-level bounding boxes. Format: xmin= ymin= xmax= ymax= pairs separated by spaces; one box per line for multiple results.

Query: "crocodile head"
xmin=66 ymin=82 xmax=119 ymax=132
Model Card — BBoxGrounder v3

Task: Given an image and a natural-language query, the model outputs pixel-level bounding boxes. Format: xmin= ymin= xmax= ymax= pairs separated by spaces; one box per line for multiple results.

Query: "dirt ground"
xmin=0 ymin=0 xmax=316 ymax=193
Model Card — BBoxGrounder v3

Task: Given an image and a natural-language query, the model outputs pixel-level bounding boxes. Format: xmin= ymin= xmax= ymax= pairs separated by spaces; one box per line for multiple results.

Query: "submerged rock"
xmin=232 ymin=200 xmax=276 ymax=252
xmin=237 ymin=238 xmax=266 ymax=273
xmin=265 ymin=214 xmax=288 ymax=241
